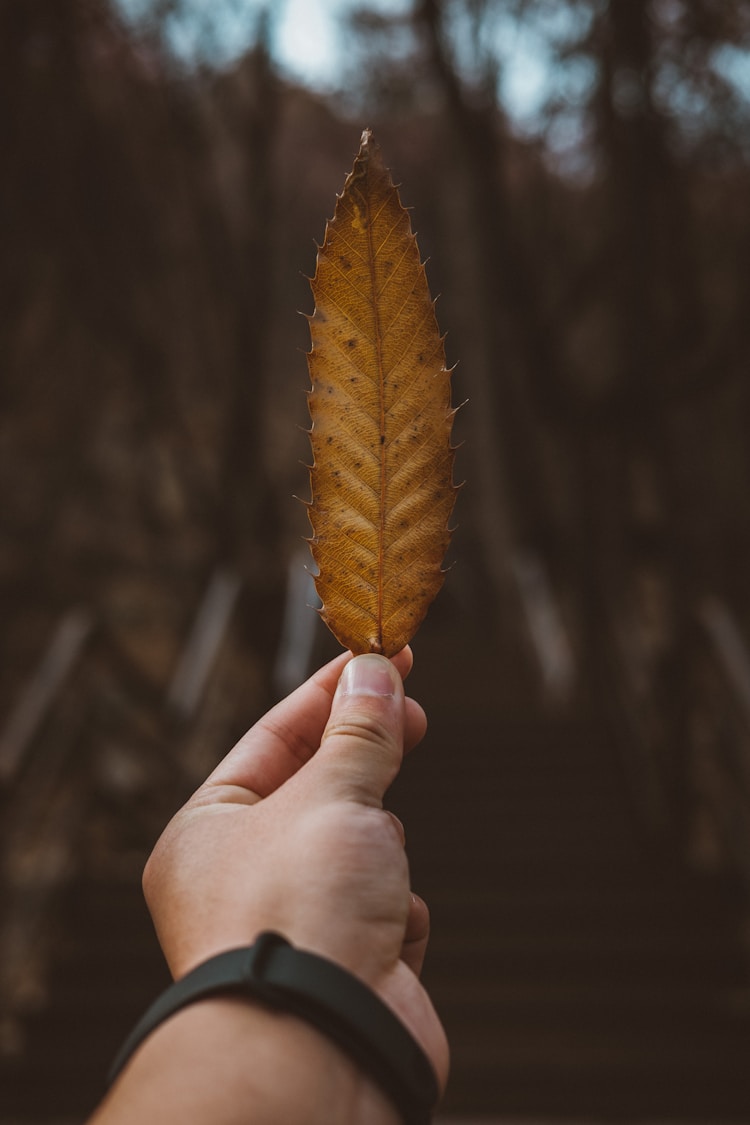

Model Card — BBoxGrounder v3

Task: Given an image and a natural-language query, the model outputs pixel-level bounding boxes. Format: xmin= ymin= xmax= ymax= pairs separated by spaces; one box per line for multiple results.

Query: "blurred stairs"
xmin=1 ymin=615 xmax=750 ymax=1121
xmin=0 ymin=867 xmax=171 ymax=1120
xmin=390 ymin=625 xmax=750 ymax=1119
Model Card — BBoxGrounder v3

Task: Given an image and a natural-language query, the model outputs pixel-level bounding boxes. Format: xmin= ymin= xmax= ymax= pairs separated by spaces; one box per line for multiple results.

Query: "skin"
xmin=90 ymin=648 xmax=449 ymax=1124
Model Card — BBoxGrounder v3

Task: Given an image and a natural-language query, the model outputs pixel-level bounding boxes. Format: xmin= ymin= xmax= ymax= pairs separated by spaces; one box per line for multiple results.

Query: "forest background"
xmin=3 ymin=0 xmax=750 ymax=776
xmin=1 ymin=0 xmax=750 ymax=853
xmin=2 ymin=0 xmax=750 ymax=1117
xmin=1 ymin=0 xmax=750 ymax=851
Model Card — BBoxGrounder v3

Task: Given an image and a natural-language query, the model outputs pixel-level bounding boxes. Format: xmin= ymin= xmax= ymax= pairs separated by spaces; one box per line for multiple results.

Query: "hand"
xmin=142 ymin=648 xmax=449 ymax=1093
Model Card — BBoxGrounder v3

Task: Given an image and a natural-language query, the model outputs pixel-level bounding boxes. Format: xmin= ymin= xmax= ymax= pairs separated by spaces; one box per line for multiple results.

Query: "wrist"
xmin=109 ymin=934 xmax=439 ymax=1123
xmin=212 ymin=999 xmax=403 ymax=1125
xmin=96 ymin=998 xmax=399 ymax=1125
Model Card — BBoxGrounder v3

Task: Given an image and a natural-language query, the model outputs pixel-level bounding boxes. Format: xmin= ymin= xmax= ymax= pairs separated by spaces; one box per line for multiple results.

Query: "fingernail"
xmin=338 ymin=654 xmax=399 ymax=698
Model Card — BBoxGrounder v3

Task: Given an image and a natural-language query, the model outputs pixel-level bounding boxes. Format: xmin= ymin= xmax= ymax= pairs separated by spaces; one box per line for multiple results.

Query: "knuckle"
xmin=323 ymin=713 xmax=395 ymax=749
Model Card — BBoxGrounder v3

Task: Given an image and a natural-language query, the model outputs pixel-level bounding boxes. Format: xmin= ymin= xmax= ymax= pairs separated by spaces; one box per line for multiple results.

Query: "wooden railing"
xmin=0 ymin=608 xmax=94 ymax=787
xmin=599 ymin=590 xmax=750 ymax=893
xmin=690 ymin=597 xmax=750 ymax=887
xmin=0 ymin=610 xmax=95 ymax=1057
xmin=0 ymin=569 xmax=246 ymax=1057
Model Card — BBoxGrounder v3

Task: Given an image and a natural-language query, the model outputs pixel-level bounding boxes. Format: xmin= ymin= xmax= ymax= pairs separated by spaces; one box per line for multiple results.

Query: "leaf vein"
xmin=376 ymin=242 xmax=413 ymax=300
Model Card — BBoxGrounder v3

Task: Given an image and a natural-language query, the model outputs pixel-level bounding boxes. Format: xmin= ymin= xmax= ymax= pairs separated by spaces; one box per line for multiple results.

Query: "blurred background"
xmin=2 ymin=0 xmax=750 ymax=1120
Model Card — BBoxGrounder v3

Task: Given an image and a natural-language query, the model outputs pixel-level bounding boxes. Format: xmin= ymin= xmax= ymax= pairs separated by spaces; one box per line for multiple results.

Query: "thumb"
xmin=312 ymin=654 xmax=405 ymax=807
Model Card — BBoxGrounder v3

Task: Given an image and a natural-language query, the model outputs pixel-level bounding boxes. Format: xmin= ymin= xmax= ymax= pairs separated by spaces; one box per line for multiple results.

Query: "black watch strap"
xmin=108 ymin=931 xmax=439 ymax=1125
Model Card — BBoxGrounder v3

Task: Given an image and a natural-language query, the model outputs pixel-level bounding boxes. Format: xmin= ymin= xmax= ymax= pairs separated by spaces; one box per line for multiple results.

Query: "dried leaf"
xmin=305 ymin=130 xmax=457 ymax=657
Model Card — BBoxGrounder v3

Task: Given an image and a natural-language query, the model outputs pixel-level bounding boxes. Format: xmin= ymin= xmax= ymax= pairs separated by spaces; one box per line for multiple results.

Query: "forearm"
xmin=92 ymin=997 xmax=399 ymax=1125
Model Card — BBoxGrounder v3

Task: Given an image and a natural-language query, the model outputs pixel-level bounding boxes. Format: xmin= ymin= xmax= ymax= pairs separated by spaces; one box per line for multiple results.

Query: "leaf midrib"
xmin=362 ymin=166 xmax=387 ymax=652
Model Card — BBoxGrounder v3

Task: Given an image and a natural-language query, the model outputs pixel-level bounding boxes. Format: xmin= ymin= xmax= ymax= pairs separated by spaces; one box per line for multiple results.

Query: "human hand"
xmin=141 ymin=648 xmax=449 ymax=1092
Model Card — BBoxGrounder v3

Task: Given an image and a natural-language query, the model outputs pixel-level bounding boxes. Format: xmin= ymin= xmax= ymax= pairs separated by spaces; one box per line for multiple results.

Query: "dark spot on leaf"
xmin=347 ymin=338 xmax=357 ymax=348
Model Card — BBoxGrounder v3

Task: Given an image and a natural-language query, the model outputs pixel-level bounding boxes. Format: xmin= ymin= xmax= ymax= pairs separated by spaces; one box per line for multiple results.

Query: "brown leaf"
xmin=305 ymin=130 xmax=457 ymax=657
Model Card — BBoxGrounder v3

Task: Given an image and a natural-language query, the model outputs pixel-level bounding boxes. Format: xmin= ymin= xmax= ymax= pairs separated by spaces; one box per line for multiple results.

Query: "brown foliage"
xmin=305 ymin=131 xmax=457 ymax=656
